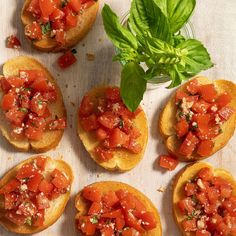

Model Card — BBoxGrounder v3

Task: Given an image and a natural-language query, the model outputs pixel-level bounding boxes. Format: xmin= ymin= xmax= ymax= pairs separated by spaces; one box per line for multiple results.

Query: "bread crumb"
xmin=86 ymin=53 xmax=95 ymax=61
xmin=7 ymin=156 xmax=12 ymax=160
xmin=65 ymin=84 xmax=68 ymax=88
xmin=70 ymin=124 xmax=72 ymax=128
xmin=157 ymin=186 xmax=166 ymax=193
xmin=82 ymin=43 xmax=85 ymax=47
xmin=98 ymin=38 xmax=102 ymax=42
xmin=73 ymin=85 xmax=76 ymax=88
xmin=70 ymin=102 xmax=75 ymax=107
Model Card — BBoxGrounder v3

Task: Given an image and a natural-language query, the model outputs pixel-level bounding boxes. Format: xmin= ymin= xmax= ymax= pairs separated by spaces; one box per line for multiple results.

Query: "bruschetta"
xmin=0 ymin=56 xmax=66 ymax=152
xmin=77 ymin=86 xmax=148 ymax=171
xmin=173 ymin=162 xmax=236 ymax=236
xmin=21 ymin=0 xmax=99 ymax=52
xmin=159 ymin=76 xmax=236 ymax=161
xmin=0 ymin=155 xmax=73 ymax=234
xmin=75 ymin=181 xmax=162 ymax=235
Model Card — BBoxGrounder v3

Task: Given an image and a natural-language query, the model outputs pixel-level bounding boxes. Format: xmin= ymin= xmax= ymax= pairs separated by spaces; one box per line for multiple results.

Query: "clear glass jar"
xmin=119 ymin=11 xmax=195 ymax=90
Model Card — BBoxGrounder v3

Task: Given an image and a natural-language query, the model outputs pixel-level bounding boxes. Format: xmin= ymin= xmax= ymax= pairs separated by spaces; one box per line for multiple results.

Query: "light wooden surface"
xmin=0 ymin=0 xmax=236 ymax=235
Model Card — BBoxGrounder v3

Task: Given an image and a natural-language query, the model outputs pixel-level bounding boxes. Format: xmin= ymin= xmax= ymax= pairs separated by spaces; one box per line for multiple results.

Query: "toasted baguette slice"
xmin=173 ymin=162 xmax=236 ymax=236
xmin=77 ymin=86 xmax=148 ymax=172
xmin=21 ymin=0 xmax=99 ymax=52
xmin=0 ymin=56 xmax=66 ymax=152
xmin=159 ymin=76 xmax=236 ymax=161
xmin=0 ymin=155 xmax=73 ymax=234
xmin=75 ymin=181 xmax=162 ymax=235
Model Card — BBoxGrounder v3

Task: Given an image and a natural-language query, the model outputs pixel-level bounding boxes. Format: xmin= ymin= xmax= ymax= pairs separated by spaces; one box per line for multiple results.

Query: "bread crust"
xmin=77 ymin=86 xmax=148 ymax=172
xmin=159 ymin=76 xmax=236 ymax=161
xmin=172 ymin=162 xmax=236 ymax=236
xmin=0 ymin=56 xmax=66 ymax=152
xmin=75 ymin=181 xmax=162 ymax=236
xmin=21 ymin=0 xmax=99 ymax=52
xmin=0 ymin=155 xmax=73 ymax=234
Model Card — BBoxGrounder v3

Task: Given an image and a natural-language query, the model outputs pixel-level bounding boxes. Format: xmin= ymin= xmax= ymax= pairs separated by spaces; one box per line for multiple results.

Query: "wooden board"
xmin=0 ymin=0 xmax=236 ymax=235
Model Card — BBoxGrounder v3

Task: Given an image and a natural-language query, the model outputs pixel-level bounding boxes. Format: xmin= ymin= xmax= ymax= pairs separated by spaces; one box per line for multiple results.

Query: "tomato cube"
xmin=51 ymin=169 xmax=69 ymax=189
xmin=217 ymin=92 xmax=232 ymax=107
xmin=139 ymin=212 xmax=157 ymax=230
xmin=80 ymin=114 xmax=99 ymax=131
xmin=175 ymin=119 xmax=189 ymax=138
xmin=184 ymin=182 xmax=197 ymax=196
xmin=182 ymin=218 xmax=197 ymax=232
xmin=102 ymin=191 xmax=119 ymax=208
xmin=32 ymin=209 xmax=45 ymax=227
xmin=198 ymin=84 xmax=217 ymax=103
xmin=6 ymin=35 xmax=21 ymax=49
xmin=67 ymin=0 xmax=81 ymax=13
xmin=101 ymin=209 xmax=123 ymax=218
xmin=218 ymin=106 xmax=235 ymax=121
xmin=105 ymin=87 xmax=121 ymax=102
xmin=179 ymin=132 xmax=199 ymax=157
xmin=1 ymin=78 xmax=11 ymax=93
xmin=58 ymin=51 xmax=77 ymax=69
xmin=16 ymin=164 xmax=38 ymax=180
xmin=94 ymin=146 xmax=114 ymax=162
xmin=5 ymin=108 xmax=26 ymax=126
xmin=186 ymin=79 xmax=199 ymax=95
xmin=38 ymin=179 xmax=54 ymax=195
xmin=178 ymin=197 xmax=195 ymax=214
xmin=95 ymin=128 xmax=108 ymax=141
xmin=108 ymin=128 xmax=129 ymax=148
xmin=78 ymin=216 xmax=96 ymax=235
xmin=79 ymin=95 xmax=94 ymax=118
xmin=36 ymin=193 xmax=50 ymax=209
xmin=197 ymin=167 xmax=213 ymax=181
xmin=27 ymin=172 xmax=43 ymax=192
xmin=25 ymin=22 xmax=42 ymax=40
xmin=0 ymin=178 xmax=20 ymax=194
xmin=192 ymin=99 xmax=211 ymax=114
xmin=1 ymin=93 xmax=17 ymax=111
xmin=98 ymin=111 xmax=119 ymax=129
xmin=5 ymin=210 xmax=27 ymax=226
xmin=82 ymin=186 xmax=102 ymax=202
xmin=197 ymin=140 xmax=214 ymax=157
xmin=159 ymin=155 xmax=179 ymax=171
xmin=88 ymin=202 xmax=102 ymax=215
xmin=66 ymin=13 xmax=78 ymax=28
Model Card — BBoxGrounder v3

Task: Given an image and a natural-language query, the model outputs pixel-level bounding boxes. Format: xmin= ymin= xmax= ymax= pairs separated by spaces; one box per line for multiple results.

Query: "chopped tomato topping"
xmin=102 ymin=191 xmax=119 ymax=208
xmin=94 ymin=146 xmax=114 ymax=162
xmin=192 ymin=99 xmax=210 ymax=113
xmin=159 ymin=154 xmax=179 ymax=171
xmin=179 ymin=132 xmax=199 ymax=157
xmin=105 ymin=87 xmax=121 ymax=102
xmin=51 ymin=169 xmax=69 ymax=189
xmin=25 ymin=22 xmax=42 ymax=40
xmin=218 ymin=106 xmax=235 ymax=121
xmin=80 ymin=114 xmax=99 ymax=131
xmin=1 ymin=93 xmax=17 ymax=111
xmin=6 ymin=35 xmax=21 ymax=49
xmin=98 ymin=111 xmax=120 ymax=129
xmin=38 ymin=179 xmax=54 ymax=196
xmin=197 ymin=140 xmax=214 ymax=156
xmin=39 ymin=0 xmax=55 ymax=18
xmin=48 ymin=118 xmax=67 ymax=130
xmin=182 ymin=218 xmax=197 ymax=232
xmin=198 ymin=84 xmax=217 ymax=102
xmin=0 ymin=179 xmax=20 ymax=194
xmin=57 ymin=51 xmax=77 ymax=69
xmin=1 ymin=78 xmax=11 ymax=93
xmin=67 ymin=0 xmax=81 ymax=13
xmin=217 ymin=92 xmax=232 ymax=107
xmin=175 ymin=119 xmax=189 ymax=138
xmin=78 ymin=216 xmax=97 ymax=235
xmin=27 ymin=172 xmax=43 ymax=192
xmin=65 ymin=13 xmax=78 ymax=28
xmin=82 ymin=186 xmax=102 ymax=202
xmin=88 ymin=202 xmax=102 ymax=215
xmin=186 ymin=79 xmax=199 ymax=95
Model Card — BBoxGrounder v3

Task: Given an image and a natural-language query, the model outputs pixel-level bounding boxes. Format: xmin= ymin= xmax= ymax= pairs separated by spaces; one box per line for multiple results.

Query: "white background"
xmin=0 ymin=0 xmax=236 ymax=235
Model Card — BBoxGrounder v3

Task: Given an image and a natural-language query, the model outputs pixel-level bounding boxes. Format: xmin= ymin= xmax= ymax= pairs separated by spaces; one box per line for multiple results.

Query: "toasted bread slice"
xmin=21 ymin=0 xmax=99 ymax=52
xmin=0 ymin=155 xmax=73 ymax=234
xmin=75 ymin=181 xmax=162 ymax=235
xmin=159 ymin=76 xmax=236 ymax=161
xmin=173 ymin=162 xmax=236 ymax=236
xmin=77 ymin=86 xmax=148 ymax=172
xmin=0 ymin=56 xmax=66 ymax=152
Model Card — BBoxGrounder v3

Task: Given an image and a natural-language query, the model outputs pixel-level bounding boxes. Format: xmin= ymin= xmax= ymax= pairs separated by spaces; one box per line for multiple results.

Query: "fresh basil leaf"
xmin=113 ymin=47 xmax=138 ymax=65
xmin=102 ymin=4 xmax=138 ymax=50
xmin=121 ymin=62 xmax=146 ymax=112
xmin=129 ymin=0 xmax=171 ymax=41
xmin=41 ymin=22 xmax=51 ymax=35
xmin=177 ymin=39 xmax=213 ymax=75
xmin=153 ymin=0 xmax=167 ymax=16
xmin=168 ymin=65 xmax=187 ymax=88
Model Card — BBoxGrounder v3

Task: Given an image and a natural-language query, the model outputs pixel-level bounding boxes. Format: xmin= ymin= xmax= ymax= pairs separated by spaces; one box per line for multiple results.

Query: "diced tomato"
xmin=198 ymin=84 xmax=217 ymax=102
xmin=187 ymin=79 xmax=199 ymax=95
xmin=51 ymin=19 xmax=65 ymax=30
xmin=35 ymin=156 xmax=47 ymax=170
xmin=101 ymin=209 xmax=123 ymax=218
xmin=16 ymin=164 xmax=38 ymax=179
xmin=98 ymin=111 xmax=119 ymax=129
xmin=178 ymin=197 xmax=195 ymax=214
xmin=94 ymin=146 xmax=113 ymax=162
xmin=88 ymin=202 xmax=102 ymax=215
xmin=223 ymin=197 xmax=236 ymax=215
xmin=19 ymin=70 xmax=44 ymax=84
xmin=182 ymin=219 xmax=197 ymax=232
xmin=175 ymin=119 xmax=189 ymax=138
xmin=42 ymin=90 xmax=57 ymax=102
xmin=105 ymin=87 xmax=121 ymax=102
xmin=1 ymin=78 xmax=11 ymax=93
xmin=32 ymin=209 xmax=45 ymax=227
xmin=6 ymin=35 xmax=21 ymax=49
xmin=184 ymin=182 xmax=197 ymax=196
xmin=6 ymin=77 xmax=24 ymax=88
xmin=207 ymin=213 xmax=223 ymax=231
xmin=57 ymin=51 xmax=77 ymax=69
xmin=100 ymin=227 xmax=114 ymax=236
xmin=39 ymin=0 xmax=55 ymax=18
xmin=217 ymin=92 xmax=232 ymax=107
xmin=51 ymin=169 xmax=69 ymax=189
xmin=65 ymin=13 xmax=78 ymax=28
xmin=27 ymin=0 xmax=41 ymax=17
xmin=55 ymin=30 xmax=66 ymax=45
xmin=17 ymin=201 xmax=37 ymax=216
xmin=79 ymin=95 xmax=94 ymax=117
xmin=30 ymin=93 xmax=47 ymax=116
xmin=1 ymin=93 xmax=17 ymax=111
xmin=0 ymin=178 xmax=20 ymax=194
xmin=5 ymin=108 xmax=26 ymax=126
xmin=80 ymin=114 xmax=99 ymax=131
xmin=50 ymin=8 xmax=65 ymax=21
xmin=27 ymin=172 xmax=43 ymax=192
xmin=4 ymin=192 xmax=18 ymax=210
xmin=5 ymin=210 xmax=27 ymax=226
xmin=220 ymin=183 xmax=233 ymax=198
xmin=197 ymin=167 xmax=213 ymax=181
xmin=102 ymin=191 xmax=119 ymax=208
xmin=197 ymin=140 xmax=214 ymax=157
xmin=139 ymin=212 xmax=157 ymax=230
xmin=31 ymin=77 xmax=50 ymax=92
xmin=192 ymin=99 xmax=211 ymax=114
xmin=179 ymin=132 xmax=199 ymax=157
xmin=81 ymin=0 xmax=94 ymax=3
xmin=116 ymin=217 xmax=125 ymax=231
xmin=159 ymin=154 xmax=179 ymax=171
xmin=108 ymin=128 xmax=129 ymax=148
xmin=196 ymin=192 xmax=208 ymax=206
xmin=38 ymin=179 xmax=54 ymax=195
xmin=78 ymin=216 xmax=96 ymax=235
xmin=48 ymin=118 xmax=67 ymax=130
xmin=175 ymin=91 xmax=188 ymax=103
xmin=67 ymin=0 xmax=81 ymax=13
xmin=24 ymin=125 xmax=43 ymax=140
xmin=95 ymin=128 xmax=108 ymax=141
xmin=216 ymin=221 xmax=231 ymax=236
xmin=25 ymin=22 xmax=42 ymax=40
xmin=218 ymin=106 xmax=235 ymax=121
xmin=124 ymin=211 xmax=145 ymax=233
xmin=36 ymin=193 xmax=50 ymax=209
xmin=19 ymin=94 xmax=30 ymax=109
xmin=82 ymin=186 xmax=102 ymax=202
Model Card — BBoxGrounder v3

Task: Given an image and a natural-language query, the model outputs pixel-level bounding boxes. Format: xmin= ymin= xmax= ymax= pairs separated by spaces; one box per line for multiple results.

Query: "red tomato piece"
xmin=38 ymin=179 xmax=54 ymax=196
xmin=6 ymin=35 xmax=21 ymax=49
xmin=175 ymin=119 xmax=189 ymax=138
xmin=17 ymin=164 xmax=38 ymax=180
xmin=30 ymin=93 xmax=47 ymax=116
xmin=51 ymin=19 xmax=65 ymax=30
xmin=122 ymin=228 xmax=141 ymax=236
xmin=82 ymin=186 xmax=102 ymax=202
xmin=197 ymin=140 xmax=214 ymax=157
xmin=102 ymin=191 xmax=119 ymax=208
xmin=88 ymin=202 xmax=102 ymax=215
xmin=51 ymin=169 xmax=69 ymax=189
xmin=179 ymin=131 xmax=199 ymax=157
xmin=27 ymin=0 xmax=41 ymax=17
xmin=159 ymin=155 xmax=179 ymax=171
xmin=100 ymin=227 xmax=114 ymax=236
xmin=5 ymin=210 xmax=27 ymax=226
xmin=27 ymin=172 xmax=43 ymax=192
xmin=192 ymin=99 xmax=211 ymax=114
xmin=55 ymin=30 xmax=66 ymax=45
xmin=17 ymin=201 xmax=37 ymax=216
xmin=108 ymin=128 xmax=129 ymax=148
xmin=115 ymin=217 xmax=125 ymax=230
xmin=220 ymin=183 xmax=233 ymax=198
xmin=95 ymin=128 xmax=108 ymax=141
xmin=32 ymin=209 xmax=45 ymax=227
xmin=24 ymin=125 xmax=43 ymax=140
xmin=48 ymin=118 xmax=67 ymax=130
xmin=197 ymin=167 xmax=213 ymax=181
xmin=78 ymin=216 xmax=96 ymax=235
xmin=98 ymin=111 xmax=120 ymax=129
xmin=196 ymin=192 xmax=208 ymax=206
xmin=198 ymin=84 xmax=217 ymax=102
xmin=0 ymin=178 xmax=20 ymax=194
xmin=19 ymin=94 xmax=30 ymax=109
xmin=5 ymin=108 xmax=26 ymax=126
xmin=25 ymin=22 xmax=42 ymax=40
xmin=218 ymin=106 xmax=235 ymax=121
xmin=66 ymin=13 xmax=78 ymax=28
xmin=182 ymin=219 xmax=197 ymax=232
xmin=58 ymin=51 xmax=77 ymax=69
xmin=217 ymin=92 xmax=232 ymax=108
xmin=35 ymin=156 xmax=48 ymax=170
xmin=39 ymin=0 xmax=55 ymax=18
xmin=50 ymin=8 xmax=65 ymax=21
xmin=105 ymin=87 xmax=121 ymax=102
xmin=101 ymin=209 xmax=124 ymax=218
xmin=42 ymin=90 xmax=57 ymax=102
xmin=184 ymin=182 xmax=198 ymax=196
xmin=1 ymin=93 xmax=17 ymax=111
xmin=19 ymin=70 xmax=44 ymax=84
xmin=6 ymin=77 xmax=24 ymax=88
xmin=124 ymin=211 xmax=145 ymax=233
xmin=123 ymin=138 xmax=142 ymax=154
xmin=186 ymin=79 xmax=199 ymax=95
xmin=4 ymin=192 xmax=18 ymax=210
xmin=216 ymin=221 xmax=231 ymax=236
xmin=175 ymin=91 xmax=188 ymax=103
xmin=139 ymin=212 xmax=157 ymax=230
xmin=67 ymin=0 xmax=81 ymax=13
xmin=79 ymin=95 xmax=94 ymax=117
xmin=207 ymin=186 xmax=220 ymax=203
xmin=31 ymin=77 xmax=50 ymax=92
xmin=178 ymin=197 xmax=195 ymax=214
xmin=94 ymin=146 xmax=114 ymax=162
xmin=1 ymin=78 xmax=11 ymax=93
xmin=80 ymin=114 xmax=99 ymax=131
xmin=36 ymin=193 xmax=50 ymax=209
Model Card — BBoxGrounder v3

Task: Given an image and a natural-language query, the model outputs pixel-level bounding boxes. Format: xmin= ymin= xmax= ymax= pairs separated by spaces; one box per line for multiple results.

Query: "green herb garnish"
xmin=119 ymin=119 xmax=124 ymax=128
xmin=25 ymin=217 xmax=32 ymax=226
xmin=186 ymin=210 xmax=198 ymax=220
xmin=90 ymin=215 xmax=98 ymax=224
xmin=102 ymin=0 xmax=213 ymax=112
xmin=19 ymin=108 xmax=28 ymax=113
xmin=41 ymin=22 xmax=51 ymax=35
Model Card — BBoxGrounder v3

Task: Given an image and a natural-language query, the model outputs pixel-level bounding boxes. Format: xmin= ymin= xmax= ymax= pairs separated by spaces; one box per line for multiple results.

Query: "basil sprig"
xmin=102 ymin=0 xmax=213 ymax=112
